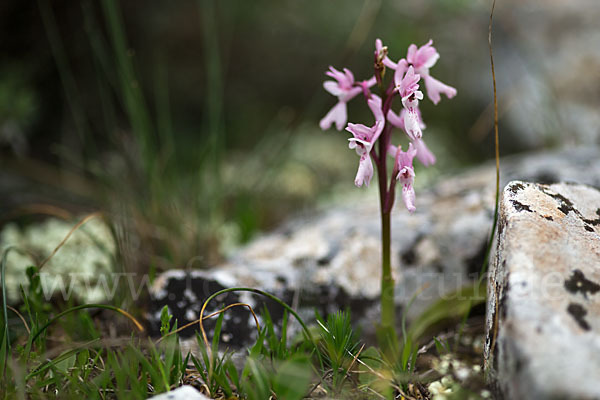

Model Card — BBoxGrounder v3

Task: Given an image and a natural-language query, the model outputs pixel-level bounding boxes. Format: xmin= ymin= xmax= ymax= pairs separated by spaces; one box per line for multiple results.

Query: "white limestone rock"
xmin=485 ymin=181 xmax=600 ymax=399
xmin=0 ymin=216 xmax=116 ymax=303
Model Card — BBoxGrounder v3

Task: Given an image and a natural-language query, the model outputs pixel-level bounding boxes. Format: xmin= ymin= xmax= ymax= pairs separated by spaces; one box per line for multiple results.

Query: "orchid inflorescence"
xmin=320 ymin=39 xmax=456 ymax=213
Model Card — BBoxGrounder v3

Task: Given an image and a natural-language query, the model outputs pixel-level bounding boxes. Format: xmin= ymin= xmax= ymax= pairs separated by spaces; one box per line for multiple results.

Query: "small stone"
xmin=147 ymin=386 xmax=209 ymax=400
xmin=485 ymin=181 xmax=600 ymax=399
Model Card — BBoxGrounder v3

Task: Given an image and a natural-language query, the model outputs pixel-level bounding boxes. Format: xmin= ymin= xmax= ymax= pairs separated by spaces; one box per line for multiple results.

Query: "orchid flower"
xmin=387 ymin=108 xmax=436 ymax=166
xmin=346 ymin=95 xmax=384 ymax=187
xmin=394 ymin=66 xmax=424 ymax=142
xmin=320 ymin=66 xmax=375 ymax=131
xmin=406 ymin=40 xmax=457 ymax=105
xmin=395 ymin=143 xmax=417 ymax=212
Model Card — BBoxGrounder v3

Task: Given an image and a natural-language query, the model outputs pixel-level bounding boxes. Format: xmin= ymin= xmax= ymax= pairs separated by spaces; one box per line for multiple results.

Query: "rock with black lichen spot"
xmin=485 ymin=181 xmax=600 ymax=399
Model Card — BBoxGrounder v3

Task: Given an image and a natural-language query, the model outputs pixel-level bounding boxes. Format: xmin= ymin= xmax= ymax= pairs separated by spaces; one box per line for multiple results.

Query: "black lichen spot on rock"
xmin=401 ymin=247 xmax=417 ymax=266
xmin=510 ymin=200 xmax=532 ymax=213
xmin=508 ymin=182 xmax=526 ymax=194
xmin=564 ymin=269 xmax=600 ymax=299
xmin=585 ymin=225 xmax=595 ymax=232
xmin=582 ymin=216 xmax=600 ymax=226
xmin=401 ymin=235 xmax=424 ymax=267
xmin=567 ymin=303 xmax=591 ymax=331
xmin=545 ymin=191 xmax=576 ymax=215
xmin=543 ymin=215 xmax=554 ymax=221
xmin=148 ymin=276 xmax=242 ymax=340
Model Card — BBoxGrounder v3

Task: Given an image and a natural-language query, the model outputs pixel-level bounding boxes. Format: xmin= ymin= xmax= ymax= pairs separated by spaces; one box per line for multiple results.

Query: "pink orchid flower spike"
xmin=320 ymin=66 xmax=375 ymax=131
xmin=346 ymin=95 xmax=384 ymax=187
xmin=406 ymin=40 xmax=457 ymax=105
xmin=395 ymin=143 xmax=418 ymax=212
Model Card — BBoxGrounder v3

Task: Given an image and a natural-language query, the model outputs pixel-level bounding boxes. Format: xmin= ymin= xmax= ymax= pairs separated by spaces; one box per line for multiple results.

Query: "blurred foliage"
xmin=0 ymin=0 xmax=513 ymax=267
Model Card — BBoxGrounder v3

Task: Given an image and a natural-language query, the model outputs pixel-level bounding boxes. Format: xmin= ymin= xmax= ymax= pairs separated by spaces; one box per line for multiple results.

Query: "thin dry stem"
xmin=1 ymin=204 xmax=73 ymax=224
xmin=7 ymin=305 xmax=30 ymax=334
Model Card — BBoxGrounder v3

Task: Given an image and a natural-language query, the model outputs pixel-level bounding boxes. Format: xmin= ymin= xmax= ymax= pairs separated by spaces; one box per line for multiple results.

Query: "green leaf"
xmin=160 ymin=305 xmax=172 ymax=337
xmin=212 ymin=310 xmax=225 ymax=357
xmin=272 ymin=355 xmax=313 ymax=400
xmin=408 ymin=282 xmax=486 ymax=341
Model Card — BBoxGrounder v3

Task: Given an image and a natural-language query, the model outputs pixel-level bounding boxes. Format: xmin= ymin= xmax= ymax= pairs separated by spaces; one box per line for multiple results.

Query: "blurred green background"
xmin=1 ymin=0 xmax=597 ymax=270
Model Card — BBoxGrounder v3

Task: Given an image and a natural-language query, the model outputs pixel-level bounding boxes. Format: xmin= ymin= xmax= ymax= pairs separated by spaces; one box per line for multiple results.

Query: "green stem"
xmin=375 ymin=88 xmax=398 ymax=354
xmin=380 ymin=209 xmax=394 ymax=329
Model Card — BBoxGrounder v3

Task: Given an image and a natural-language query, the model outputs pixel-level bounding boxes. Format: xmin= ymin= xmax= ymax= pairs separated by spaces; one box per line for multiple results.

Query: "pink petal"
xmin=387 ymin=109 xmax=405 ymax=131
xmin=368 ymin=94 xmax=384 ymax=123
xmin=403 ymin=108 xmax=423 ymax=141
xmin=320 ymin=101 xmax=347 ymax=131
xmin=383 ymin=57 xmax=398 ymax=70
xmin=323 ymin=81 xmax=342 ymax=96
xmin=396 ymin=66 xmax=421 ymax=100
xmin=355 ymin=154 xmax=374 ymax=187
xmin=397 ymin=142 xmax=417 ymax=171
xmin=343 ymin=68 xmax=355 ymax=86
xmin=414 ymin=138 xmax=436 ymax=166
xmin=346 ymin=122 xmax=373 ymax=139
xmin=340 ymin=86 xmax=362 ymax=103
xmin=415 ymin=40 xmax=439 ymax=69
xmin=364 ymin=76 xmax=377 ymax=88
xmin=424 ymin=75 xmax=457 ymax=105
xmin=370 ymin=120 xmax=384 ymax=145
xmin=394 ymin=59 xmax=408 ymax=81
xmin=325 ymin=66 xmax=346 ymax=83
xmin=402 ymin=184 xmax=416 ymax=213
xmin=406 ymin=44 xmax=418 ymax=65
